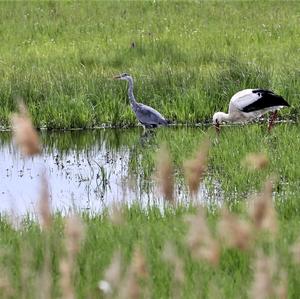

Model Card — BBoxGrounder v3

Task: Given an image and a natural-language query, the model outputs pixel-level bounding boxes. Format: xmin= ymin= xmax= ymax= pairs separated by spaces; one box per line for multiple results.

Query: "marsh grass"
xmin=1 ymin=103 xmax=300 ymax=297
xmin=0 ymin=1 xmax=299 ymax=128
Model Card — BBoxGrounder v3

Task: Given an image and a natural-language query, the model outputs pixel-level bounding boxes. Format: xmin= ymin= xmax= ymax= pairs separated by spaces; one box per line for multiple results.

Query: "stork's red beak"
xmin=113 ymin=75 xmax=121 ymax=80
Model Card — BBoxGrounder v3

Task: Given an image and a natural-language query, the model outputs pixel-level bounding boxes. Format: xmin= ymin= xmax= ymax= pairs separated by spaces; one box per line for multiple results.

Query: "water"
xmin=0 ymin=128 xmax=220 ymax=215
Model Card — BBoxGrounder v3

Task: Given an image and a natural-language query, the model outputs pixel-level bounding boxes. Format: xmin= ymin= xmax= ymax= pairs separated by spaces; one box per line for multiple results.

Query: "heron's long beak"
xmin=113 ymin=75 xmax=121 ymax=80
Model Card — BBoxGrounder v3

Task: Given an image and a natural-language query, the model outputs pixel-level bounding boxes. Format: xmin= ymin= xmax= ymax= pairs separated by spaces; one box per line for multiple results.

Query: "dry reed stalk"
xmin=183 ymin=138 xmax=210 ymax=196
xmin=156 ymin=144 xmax=174 ymax=203
xmin=162 ymin=242 xmax=185 ymax=299
xmin=0 ymin=270 xmax=14 ymax=298
xmin=291 ymin=238 xmax=300 ymax=264
xmin=37 ymin=249 xmax=52 ymax=299
xmin=248 ymin=178 xmax=277 ymax=235
xmin=109 ymin=203 xmax=125 ymax=226
xmin=250 ymin=250 xmax=288 ymax=299
xmin=250 ymin=250 xmax=274 ymax=299
xmin=11 ymin=102 xmax=41 ymax=156
xmin=60 ymin=215 xmax=85 ymax=299
xmin=20 ymin=245 xmax=34 ymax=299
xmin=118 ymin=246 xmax=148 ymax=299
xmin=38 ymin=174 xmax=52 ymax=230
xmin=99 ymin=251 xmax=122 ymax=296
xmin=242 ymin=153 xmax=269 ymax=170
xmin=36 ymin=174 xmax=53 ymax=299
xmin=275 ymin=271 xmax=288 ymax=299
xmin=185 ymin=208 xmax=219 ymax=266
xmin=60 ymin=259 xmax=74 ymax=299
xmin=207 ymin=281 xmax=224 ymax=299
xmin=217 ymin=208 xmax=253 ymax=251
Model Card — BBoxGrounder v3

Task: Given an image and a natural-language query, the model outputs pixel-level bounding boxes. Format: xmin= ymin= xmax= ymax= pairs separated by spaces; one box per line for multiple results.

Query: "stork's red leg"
xmin=268 ymin=110 xmax=278 ymax=132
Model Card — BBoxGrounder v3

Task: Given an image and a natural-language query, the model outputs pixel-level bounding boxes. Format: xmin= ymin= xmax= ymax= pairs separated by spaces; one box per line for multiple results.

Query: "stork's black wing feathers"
xmin=241 ymin=89 xmax=290 ymax=112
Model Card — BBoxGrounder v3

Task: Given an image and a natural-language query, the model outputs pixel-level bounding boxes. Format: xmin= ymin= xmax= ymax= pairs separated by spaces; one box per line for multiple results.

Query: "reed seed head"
xmin=162 ymin=242 xmax=185 ymax=284
xmin=131 ymin=246 xmax=148 ymax=279
xmin=183 ymin=138 xmax=210 ymax=196
xmin=242 ymin=153 xmax=269 ymax=170
xmin=11 ymin=102 xmax=41 ymax=156
xmin=156 ymin=144 xmax=174 ymax=203
xmin=218 ymin=208 xmax=253 ymax=250
xmin=38 ymin=173 xmax=52 ymax=230
xmin=185 ymin=208 xmax=219 ymax=265
xmin=248 ymin=178 xmax=277 ymax=235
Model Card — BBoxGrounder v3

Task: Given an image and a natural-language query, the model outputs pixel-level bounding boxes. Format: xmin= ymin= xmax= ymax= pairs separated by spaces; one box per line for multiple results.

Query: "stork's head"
xmin=213 ymin=112 xmax=229 ymax=125
xmin=213 ymin=112 xmax=228 ymax=133
xmin=213 ymin=112 xmax=222 ymax=125
xmin=113 ymin=73 xmax=132 ymax=81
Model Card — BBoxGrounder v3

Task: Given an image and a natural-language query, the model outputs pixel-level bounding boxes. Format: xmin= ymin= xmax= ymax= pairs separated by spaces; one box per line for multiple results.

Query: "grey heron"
xmin=213 ymin=89 xmax=289 ymax=132
xmin=114 ymin=73 xmax=169 ymax=129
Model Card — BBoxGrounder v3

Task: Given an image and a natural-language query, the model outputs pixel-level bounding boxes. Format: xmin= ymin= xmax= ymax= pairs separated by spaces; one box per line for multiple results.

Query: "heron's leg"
xmin=268 ymin=110 xmax=278 ymax=132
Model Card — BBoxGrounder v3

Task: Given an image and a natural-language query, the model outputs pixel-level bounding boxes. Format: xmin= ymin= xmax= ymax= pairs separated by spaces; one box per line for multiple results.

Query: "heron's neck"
xmin=127 ymin=77 xmax=138 ymax=108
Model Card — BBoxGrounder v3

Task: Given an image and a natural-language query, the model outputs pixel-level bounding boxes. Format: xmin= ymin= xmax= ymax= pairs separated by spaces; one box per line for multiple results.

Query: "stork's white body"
xmin=213 ymin=89 xmax=289 ymax=125
xmin=229 ymin=89 xmax=283 ymax=122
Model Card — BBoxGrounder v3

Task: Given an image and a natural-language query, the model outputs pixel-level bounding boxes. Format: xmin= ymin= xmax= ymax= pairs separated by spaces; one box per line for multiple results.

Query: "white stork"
xmin=213 ymin=89 xmax=290 ymax=132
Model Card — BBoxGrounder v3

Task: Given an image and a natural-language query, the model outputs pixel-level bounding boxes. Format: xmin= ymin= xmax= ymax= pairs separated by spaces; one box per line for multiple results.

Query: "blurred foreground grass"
xmin=1 ymin=202 xmax=300 ymax=298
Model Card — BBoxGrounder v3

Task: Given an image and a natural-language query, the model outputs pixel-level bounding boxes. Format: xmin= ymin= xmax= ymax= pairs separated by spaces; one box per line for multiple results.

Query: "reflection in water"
xmin=0 ymin=128 xmax=222 ymax=215
xmin=139 ymin=129 xmax=157 ymax=147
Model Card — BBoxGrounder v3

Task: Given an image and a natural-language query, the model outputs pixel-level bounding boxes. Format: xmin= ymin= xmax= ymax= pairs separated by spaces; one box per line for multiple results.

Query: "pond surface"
xmin=0 ymin=128 xmax=221 ymax=215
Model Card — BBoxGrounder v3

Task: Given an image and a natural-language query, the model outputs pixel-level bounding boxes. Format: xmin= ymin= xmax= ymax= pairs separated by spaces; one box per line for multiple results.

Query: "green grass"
xmin=0 ymin=1 xmax=299 ymax=128
xmin=1 ymin=204 xmax=300 ymax=299
xmin=90 ymin=124 xmax=299 ymax=209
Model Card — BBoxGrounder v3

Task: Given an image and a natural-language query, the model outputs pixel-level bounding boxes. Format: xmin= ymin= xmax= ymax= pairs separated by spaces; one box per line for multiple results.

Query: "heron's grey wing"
xmin=135 ymin=104 xmax=168 ymax=126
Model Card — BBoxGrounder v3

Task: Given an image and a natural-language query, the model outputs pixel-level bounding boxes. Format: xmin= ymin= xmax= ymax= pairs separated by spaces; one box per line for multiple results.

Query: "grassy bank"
xmin=0 ymin=1 xmax=299 ymax=128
